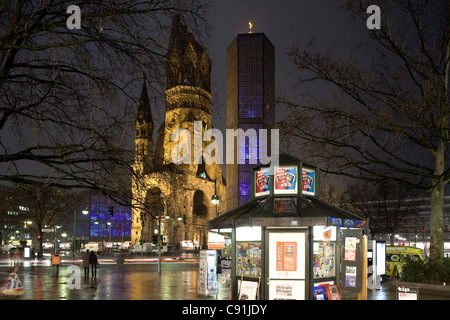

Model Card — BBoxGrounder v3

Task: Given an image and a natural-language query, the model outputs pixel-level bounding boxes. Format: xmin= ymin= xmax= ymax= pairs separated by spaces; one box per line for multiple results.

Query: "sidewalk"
xmin=344 ymin=283 xmax=450 ymax=300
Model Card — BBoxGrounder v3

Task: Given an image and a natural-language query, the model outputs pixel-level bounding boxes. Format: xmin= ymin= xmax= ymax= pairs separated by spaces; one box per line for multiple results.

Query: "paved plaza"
xmin=1 ymin=253 xmax=449 ymax=301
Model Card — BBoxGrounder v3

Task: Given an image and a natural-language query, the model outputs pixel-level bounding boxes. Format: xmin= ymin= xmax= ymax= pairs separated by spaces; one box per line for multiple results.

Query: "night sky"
xmin=208 ymin=0 xmax=370 ymax=132
xmin=203 ymin=0 xmax=375 ymax=180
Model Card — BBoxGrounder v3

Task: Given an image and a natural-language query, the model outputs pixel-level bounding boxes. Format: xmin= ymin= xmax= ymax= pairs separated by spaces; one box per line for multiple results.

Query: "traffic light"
xmin=37 ymin=235 xmax=42 ymax=241
xmin=108 ymin=206 xmax=114 ymax=217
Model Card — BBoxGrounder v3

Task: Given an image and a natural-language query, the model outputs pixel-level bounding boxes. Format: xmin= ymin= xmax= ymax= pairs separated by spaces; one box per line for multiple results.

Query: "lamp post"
xmin=107 ymin=219 xmax=111 ymax=254
xmin=54 ymin=225 xmax=61 ymax=254
xmin=73 ymin=207 xmax=89 ymax=258
xmin=211 ymin=179 xmax=220 ymax=217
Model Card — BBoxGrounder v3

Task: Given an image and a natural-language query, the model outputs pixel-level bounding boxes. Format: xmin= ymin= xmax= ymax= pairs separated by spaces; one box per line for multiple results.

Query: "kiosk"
xmin=207 ymin=154 xmax=367 ymax=300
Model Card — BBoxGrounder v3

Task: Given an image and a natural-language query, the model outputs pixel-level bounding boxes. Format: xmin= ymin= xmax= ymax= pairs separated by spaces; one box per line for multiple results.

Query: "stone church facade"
xmin=131 ymin=15 xmax=226 ymax=248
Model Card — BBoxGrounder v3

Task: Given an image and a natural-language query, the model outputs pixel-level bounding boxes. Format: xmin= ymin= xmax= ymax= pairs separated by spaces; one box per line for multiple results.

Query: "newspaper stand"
xmin=208 ymin=153 xmax=367 ymax=300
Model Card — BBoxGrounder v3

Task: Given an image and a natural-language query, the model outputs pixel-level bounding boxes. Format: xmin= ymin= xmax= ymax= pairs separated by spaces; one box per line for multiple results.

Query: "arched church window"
xmin=193 ymin=190 xmax=208 ymax=218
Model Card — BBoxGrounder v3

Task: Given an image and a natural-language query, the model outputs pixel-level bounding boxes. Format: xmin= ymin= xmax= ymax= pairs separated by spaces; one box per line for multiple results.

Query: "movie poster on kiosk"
xmin=302 ymin=168 xmax=315 ymax=195
xmin=274 ymin=167 xmax=297 ymax=194
xmin=255 ymin=168 xmax=270 ymax=197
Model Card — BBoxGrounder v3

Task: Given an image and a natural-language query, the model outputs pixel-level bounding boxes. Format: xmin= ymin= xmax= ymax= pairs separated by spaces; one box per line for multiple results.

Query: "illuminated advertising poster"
xmin=276 ymin=242 xmax=297 ymax=272
xmin=302 ymin=168 xmax=315 ymax=195
xmin=344 ymin=237 xmax=357 ymax=261
xmin=255 ymin=168 xmax=270 ymax=197
xmin=208 ymin=232 xmax=224 ymax=250
xmin=198 ymin=250 xmax=218 ymax=295
xmin=269 ymin=233 xmax=305 ymax=279
xmin=274 ymin=167 xmax=297 ymax=194
xmin=345 ymin=266 xmax=357 ymax=288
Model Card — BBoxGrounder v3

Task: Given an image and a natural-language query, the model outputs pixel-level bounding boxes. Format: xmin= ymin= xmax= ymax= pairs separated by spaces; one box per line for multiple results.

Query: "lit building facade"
xmin=226 ymin=32 xmax=275 ymax=210
xmin=89 ymin=194 xmax=132 ymax=242
xmin=131 ymin=15 xmax=226 ymax=248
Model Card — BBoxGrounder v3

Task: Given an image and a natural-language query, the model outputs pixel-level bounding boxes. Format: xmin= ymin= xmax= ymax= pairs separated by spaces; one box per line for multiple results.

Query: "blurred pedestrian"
xmin=89 ymin=251 xmax=98 ymax=278
xmin=82 ymin=250 xmax=90 ymax=278
xmin=11 ymin=247 xmax=20 ymax=269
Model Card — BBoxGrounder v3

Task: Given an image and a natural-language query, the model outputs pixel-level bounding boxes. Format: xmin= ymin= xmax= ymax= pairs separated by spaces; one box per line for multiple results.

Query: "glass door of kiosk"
xmin=265 ymin=229 xmax=309 ymax=300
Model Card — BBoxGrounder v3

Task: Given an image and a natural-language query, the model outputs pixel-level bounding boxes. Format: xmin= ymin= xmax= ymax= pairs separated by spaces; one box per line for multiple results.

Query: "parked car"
xmin=151 ymin=244 xmax=169 ymax=255
xmin=81 ymin=242 xmax=104 ymax=254
xmin=130 ymin=243 xmax=153 ymax=255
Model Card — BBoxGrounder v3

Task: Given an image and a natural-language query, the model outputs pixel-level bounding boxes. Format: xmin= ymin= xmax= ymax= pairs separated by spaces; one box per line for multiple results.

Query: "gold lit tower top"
xmin=248 ymin=20 xmax=253 ymax=33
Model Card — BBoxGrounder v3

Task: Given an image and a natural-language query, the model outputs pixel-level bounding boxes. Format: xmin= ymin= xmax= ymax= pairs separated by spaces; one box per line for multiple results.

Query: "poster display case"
xmin=313 ymin=226 xmax=337 ymax=280
xmin=255 ymin=168 xmax=270 ymax=197
xmin=236 ymin=242 xmax=261 ymax=278
xmin=313 ymin=242 xmax=336 ymax=279
xmin=198 ymin=250 xmax=218 ymax=295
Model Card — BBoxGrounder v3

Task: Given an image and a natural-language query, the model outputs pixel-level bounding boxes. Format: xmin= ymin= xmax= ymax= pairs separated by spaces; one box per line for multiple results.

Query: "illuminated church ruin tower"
xmin=131 ymin=15 xmax=226 ymax=248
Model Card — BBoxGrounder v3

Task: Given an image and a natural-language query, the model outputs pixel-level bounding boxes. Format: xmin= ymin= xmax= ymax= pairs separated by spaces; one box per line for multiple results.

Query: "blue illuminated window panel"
xmin=240 ymin=184 xmax=250 ymax=196
xmin=89 ymin=195 xmax=132 ymax=240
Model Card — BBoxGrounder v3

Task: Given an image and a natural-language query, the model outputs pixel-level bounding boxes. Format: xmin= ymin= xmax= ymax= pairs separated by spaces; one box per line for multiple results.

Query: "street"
xmin=0 ymin=253 xmax=231 ymax=300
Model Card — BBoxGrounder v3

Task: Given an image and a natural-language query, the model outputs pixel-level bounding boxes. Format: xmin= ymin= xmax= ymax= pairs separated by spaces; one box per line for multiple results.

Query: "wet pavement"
xmin=1 ymin=253 xmax=449 ymax=301
xmin=0 ymin=253 xmax=230 ymax=300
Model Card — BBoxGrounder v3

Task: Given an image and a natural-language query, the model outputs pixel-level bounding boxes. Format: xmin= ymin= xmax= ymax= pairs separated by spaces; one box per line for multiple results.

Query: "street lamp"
xmin=211 ymin=194 xmax=219 ymax=205
xmin=107 ymin=220 xmax=111 ymax=251
xmin=211 ymin=179 xmax=220 ymax=217
xmin=73 ymin=207 xmax=90 ymax=259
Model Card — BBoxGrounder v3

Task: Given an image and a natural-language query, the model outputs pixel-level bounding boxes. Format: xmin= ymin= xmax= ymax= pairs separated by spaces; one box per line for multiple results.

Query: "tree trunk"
xmin=430 ymin=140 xmax=446 ymax=263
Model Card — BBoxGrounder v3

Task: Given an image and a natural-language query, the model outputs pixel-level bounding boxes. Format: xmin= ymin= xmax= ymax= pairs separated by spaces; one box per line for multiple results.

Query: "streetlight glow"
xmin=211 ymin=194 xmax=219 ymax=205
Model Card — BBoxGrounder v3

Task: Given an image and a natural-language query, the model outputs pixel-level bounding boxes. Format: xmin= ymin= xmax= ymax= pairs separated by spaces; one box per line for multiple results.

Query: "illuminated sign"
xmin=302 ymin=168 xmax=315 ymax=195
xmin=208 ymin=232 xmax=225 ymax=249
xmin=274 ymin=166 xmax=298 ymax=194
xmin=255 ymin=168 xmax=270 ymax=197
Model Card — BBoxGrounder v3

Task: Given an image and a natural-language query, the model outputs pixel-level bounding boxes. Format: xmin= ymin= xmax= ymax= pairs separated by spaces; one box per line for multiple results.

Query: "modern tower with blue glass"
xmin=226 ymin=31 xmax=275 ymax=210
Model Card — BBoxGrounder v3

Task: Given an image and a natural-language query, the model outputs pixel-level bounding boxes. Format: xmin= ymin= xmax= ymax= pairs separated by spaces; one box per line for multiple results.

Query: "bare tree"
xmin=279 ymin=0 xmax=449 ymax=262
xmin=0 ymin=0 xmax=211 ymax=196
xmin=0 ymin=185 xmax=70 ymax=252
xmin=342 ymin=181 xmax=424 ymax=242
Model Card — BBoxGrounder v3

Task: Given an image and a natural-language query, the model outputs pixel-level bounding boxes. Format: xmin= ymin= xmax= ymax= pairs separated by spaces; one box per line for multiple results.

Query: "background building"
xmin=89 ymin=194 xmax=132 ymax=243
xmin=226 ymin=32 xmax=275 ymax=210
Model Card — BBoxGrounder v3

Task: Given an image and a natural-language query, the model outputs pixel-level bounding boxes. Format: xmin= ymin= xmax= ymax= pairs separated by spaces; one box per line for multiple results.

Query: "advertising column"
xmin=198 ymin=250 xmax=218 ymax=296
